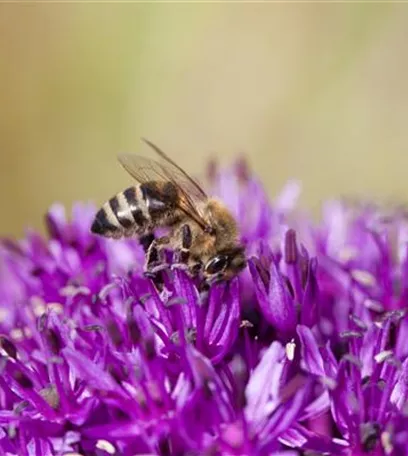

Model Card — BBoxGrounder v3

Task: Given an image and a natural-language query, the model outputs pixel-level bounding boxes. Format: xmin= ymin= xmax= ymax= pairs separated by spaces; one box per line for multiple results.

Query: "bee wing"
xmin=117 ymin=147 xmax=209 ymax=230
xmin=141 ymin=138 xmax=208 ymax=201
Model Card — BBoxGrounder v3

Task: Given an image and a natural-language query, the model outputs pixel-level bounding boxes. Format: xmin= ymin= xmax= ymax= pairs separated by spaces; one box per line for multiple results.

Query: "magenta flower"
xmin=1 ymin=160 xmax=408 ymax=455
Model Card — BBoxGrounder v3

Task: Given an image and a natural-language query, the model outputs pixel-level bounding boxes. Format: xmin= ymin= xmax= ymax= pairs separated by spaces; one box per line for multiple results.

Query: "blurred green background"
xmin=1 ymin=3 xmax=408 ymax=236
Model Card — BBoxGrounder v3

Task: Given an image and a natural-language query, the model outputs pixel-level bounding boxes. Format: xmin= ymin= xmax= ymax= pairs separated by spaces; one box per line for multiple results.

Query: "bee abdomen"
xmin=91 ymin=186 xmax=148 ymax=238
xmin=91 ymin=206 xmax=121 ymax=237
xmin=140 ymin=181 xmax=179 ymax=218
xmin=123 ymin=187 xmax=147 ymax=227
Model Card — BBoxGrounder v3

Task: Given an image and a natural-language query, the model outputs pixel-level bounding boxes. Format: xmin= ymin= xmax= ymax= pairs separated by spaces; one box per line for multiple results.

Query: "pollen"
xmin=374 ymin=350 xmax=394 ymax=363
xmin=47 ymin=302 xmax=64 ymax=314
xmin=285 ymin=339 xmax=296 ymax=361
xmin=96 ymin=440 xmax=116 ymax=454
xmin=31 ymin=296 xmax=46 ymax=317
xmin=10 ymin=328 xmax=24 ymax=342
xmin=381 ymin=431 xmax=394 ymax=454
xmin=338 ymin=246 xmax=358 ymax=262
xmin=351 ymin=269 xmax=377 ymax=287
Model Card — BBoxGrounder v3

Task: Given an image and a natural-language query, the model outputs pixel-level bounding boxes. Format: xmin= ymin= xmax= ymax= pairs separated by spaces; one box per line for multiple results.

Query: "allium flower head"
xmin=1 ymin=160 xmax=408 ymax=455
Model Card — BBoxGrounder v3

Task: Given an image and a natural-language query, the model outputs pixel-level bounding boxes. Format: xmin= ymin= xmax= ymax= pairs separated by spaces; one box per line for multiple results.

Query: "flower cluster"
xmin=1 ymin=160 xmax=408 ymax=455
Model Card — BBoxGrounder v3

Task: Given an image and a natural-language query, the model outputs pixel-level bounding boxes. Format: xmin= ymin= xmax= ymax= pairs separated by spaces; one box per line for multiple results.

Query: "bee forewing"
xmin=118 ymin=145 xmax=210 ymax=230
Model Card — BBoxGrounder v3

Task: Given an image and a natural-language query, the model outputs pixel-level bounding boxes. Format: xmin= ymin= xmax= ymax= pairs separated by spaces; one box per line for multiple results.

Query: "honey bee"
xmin=90 ymin=139 xmax=247 ymax=282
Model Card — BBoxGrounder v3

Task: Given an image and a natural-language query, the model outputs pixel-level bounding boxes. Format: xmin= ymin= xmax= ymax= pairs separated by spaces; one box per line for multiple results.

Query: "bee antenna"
xmin=140 ymin=137 xmax=151 ymax=145
xmin=141 ymin=137 xmax=161 ymax=153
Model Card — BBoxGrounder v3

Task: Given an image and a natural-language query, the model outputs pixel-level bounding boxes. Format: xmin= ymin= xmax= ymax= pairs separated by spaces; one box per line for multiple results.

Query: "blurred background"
xmin=1 ymin=3 xmax=408 ymax=236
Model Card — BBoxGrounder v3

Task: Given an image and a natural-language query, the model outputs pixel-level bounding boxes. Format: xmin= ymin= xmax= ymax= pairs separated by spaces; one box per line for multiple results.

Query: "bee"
xmin=90 ymin=139 xmax=247 ymax=282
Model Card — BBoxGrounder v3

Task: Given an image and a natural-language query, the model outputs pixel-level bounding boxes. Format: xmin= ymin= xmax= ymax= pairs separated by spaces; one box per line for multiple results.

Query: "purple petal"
xmin=245 ymin=341 xmax=286 ymax=424
xmin=391 ymin=357 xmax=408 ymax=410
xmin=62 ymin=347 xmax=120 ymax=392
xmin=249 ymin=259 xmax=296 ymax=335
xmin=280 ymin=423 xmax=349 ymax=453
xmin=301 ymin=258 xmax=318 ymax=327
xmin=297 ymin=325 xmax=325 ymax=377
xmin=259 ymin=378 xmax=313 ymax=445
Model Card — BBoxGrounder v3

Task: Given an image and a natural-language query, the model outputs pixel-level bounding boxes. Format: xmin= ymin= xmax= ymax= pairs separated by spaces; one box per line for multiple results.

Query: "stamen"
xmin=107 ymin=320 xmax=124 ymax=349
xmin=381 ymin=431 xmax=394 ymax=454
xmin=44 ymin=328 xmax=62 ymax=355
xmin=349 ymin=314 xmax=368 ymax=331
xmin=31 ymin=296 xmax=46 ymax=317
xmin=364 ymin=299 xmax=384 ymax=313
xmin=0 ymin=336 xmax=17 ymax=359
xmin=47 ymin=302 xmax=64 ymax=314
xmin=127 ymin=317 xmax=141 ymax=345
xmin=285 ymin=339 xmax=296 ymax=361
xmin=10 ymin=328 xmax=24 ymax=342
xmin=374 ymin=350 xmax=394 ymax=364
xmin=284 ymin=229 xmax=298 ymax=264
xmin=338 ymin=246 xmax=358 ymax=262
xmin=96 ymin=440 xmax=116 ymax=454
xmin=351 ymin=269 xmax=376 ymax=287
xmin=13 ymin=370 xmax=33 ymax=389
xmin=339 ymin=330 xmax=364 ymax=340
xmin=166 ymin=297 xmax=187 ymax=307
xmin=83 ymin=324 xmax=104 ymax=332
xmin=144 ymin=338 xmax=156 ymax=360
xmin=360 ymin=422 xmax=380 ymax=452
xmin=40 ymin=384 xmax=60 ymax=409
xmin=59 ymin=285 xmax=91 ymax=297
xmin=240 ymin=320 xmax=254 ymax=329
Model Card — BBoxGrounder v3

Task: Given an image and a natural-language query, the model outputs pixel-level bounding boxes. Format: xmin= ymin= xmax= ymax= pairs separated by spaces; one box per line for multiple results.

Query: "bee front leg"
xmin=190 ymin=261 xmax=203 ymax=277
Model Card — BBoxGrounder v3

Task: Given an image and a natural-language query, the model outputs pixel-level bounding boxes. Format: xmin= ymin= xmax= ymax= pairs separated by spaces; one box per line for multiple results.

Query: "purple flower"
xmin=249 ymin=229 xmax=318 ymax=340
xmin=297 ymin=316 xmax=408 ymax=454
xmin=2 ymin=159 xmax=408 ymax=455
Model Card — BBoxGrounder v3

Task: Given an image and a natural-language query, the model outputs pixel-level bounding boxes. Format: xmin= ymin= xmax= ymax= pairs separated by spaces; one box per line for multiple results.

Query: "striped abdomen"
xmin=91 ymin=182 xmax=179 ymax=239
xmin=91 ymin=186 xmax=148 ymax=238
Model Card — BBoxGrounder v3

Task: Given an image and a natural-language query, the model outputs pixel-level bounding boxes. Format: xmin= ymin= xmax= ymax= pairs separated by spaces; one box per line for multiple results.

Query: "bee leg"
xmin=206 ymin=273 xmax=225 ymax=286
xmin=179 ymin=224 xmax=192 ymax=263
xmin=190 ymin=261 xmax=203 ymax=276
xmin=145 ymin=236 xmax=170 ymax=275
xmin=139 ymin=233 xmax=155 ymax=253
xmin=171 ymin=224 xmax=192 ymax=271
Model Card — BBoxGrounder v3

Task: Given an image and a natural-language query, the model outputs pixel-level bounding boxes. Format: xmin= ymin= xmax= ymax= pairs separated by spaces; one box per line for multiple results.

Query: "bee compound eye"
xmin=205 ymin=256 xmax=228 ymax=275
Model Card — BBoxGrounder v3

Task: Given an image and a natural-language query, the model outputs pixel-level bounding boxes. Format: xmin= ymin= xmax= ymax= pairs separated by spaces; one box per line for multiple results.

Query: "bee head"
xmin=203 ymin=246 xmax=247 ymax=282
